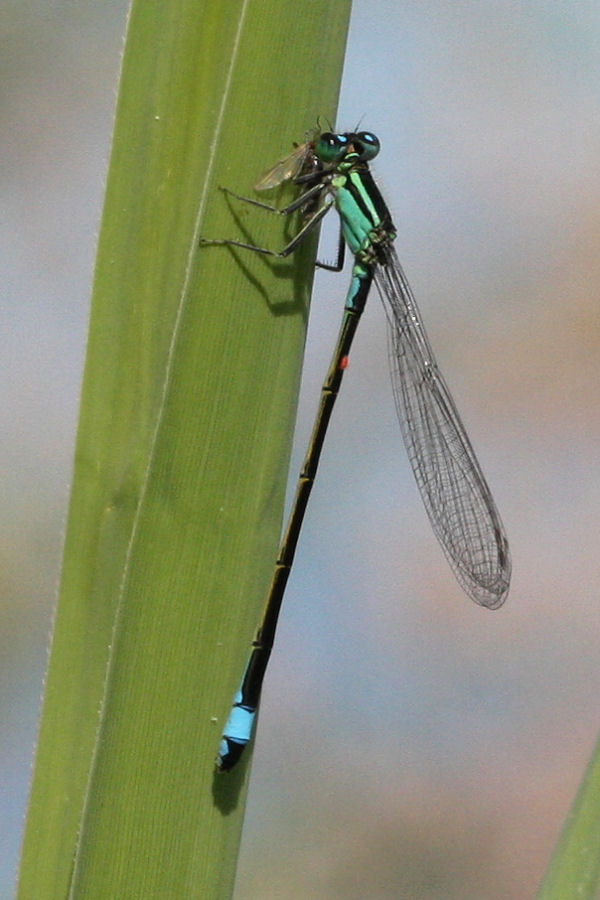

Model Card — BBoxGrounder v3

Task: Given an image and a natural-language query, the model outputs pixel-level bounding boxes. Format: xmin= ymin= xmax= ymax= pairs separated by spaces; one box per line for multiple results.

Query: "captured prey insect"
xmin=201 ymin=130 xmax=511 ymax=771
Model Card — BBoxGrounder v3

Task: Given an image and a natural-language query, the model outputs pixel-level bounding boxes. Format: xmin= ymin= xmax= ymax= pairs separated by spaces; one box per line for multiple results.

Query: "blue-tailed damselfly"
xmin=201 ymin=130 xmax=511 ymax=772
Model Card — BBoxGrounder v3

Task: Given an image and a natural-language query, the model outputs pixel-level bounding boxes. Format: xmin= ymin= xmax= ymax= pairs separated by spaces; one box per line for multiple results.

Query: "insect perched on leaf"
xmin=201 ymin=129 xmax=511 ymax=771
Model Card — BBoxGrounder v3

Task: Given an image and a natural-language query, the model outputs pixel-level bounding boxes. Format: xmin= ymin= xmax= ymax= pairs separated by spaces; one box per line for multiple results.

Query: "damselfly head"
xmin=313 ymin=131 xmax=381 ymax=165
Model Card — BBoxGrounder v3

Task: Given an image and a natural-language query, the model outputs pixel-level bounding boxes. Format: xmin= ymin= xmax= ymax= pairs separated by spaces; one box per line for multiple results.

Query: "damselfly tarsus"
xmin=201 ymin=130 xmax=511 ymax=772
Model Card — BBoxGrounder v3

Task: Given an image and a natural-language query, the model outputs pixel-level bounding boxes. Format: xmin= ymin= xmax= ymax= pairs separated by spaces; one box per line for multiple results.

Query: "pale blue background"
xmin=3 ymin=2 xmax=600 ymax=897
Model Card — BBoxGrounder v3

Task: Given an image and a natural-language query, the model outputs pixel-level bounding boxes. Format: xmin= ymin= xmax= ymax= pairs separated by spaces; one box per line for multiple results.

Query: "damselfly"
xmin=201 ymin=130 xmax=511 ymax=771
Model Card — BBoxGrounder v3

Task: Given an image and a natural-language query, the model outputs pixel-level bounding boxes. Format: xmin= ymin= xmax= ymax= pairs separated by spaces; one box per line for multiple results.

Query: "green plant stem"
xmin=537 ymin=732 xmax=600 ymax=899
xmin=17 ymin=0 xmax=352 ymax=896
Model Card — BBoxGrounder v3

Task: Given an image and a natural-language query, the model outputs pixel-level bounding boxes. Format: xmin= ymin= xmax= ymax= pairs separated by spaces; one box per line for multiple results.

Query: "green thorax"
xmin=330 ymin=162 xmax=396 ymax=261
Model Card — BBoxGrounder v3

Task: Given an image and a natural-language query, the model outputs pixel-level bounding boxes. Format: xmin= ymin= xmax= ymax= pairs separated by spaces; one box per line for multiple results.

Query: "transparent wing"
xmin=374 ymin=246 xmax=511 ymax=608
xmin=254 ymin=142 xmax=314 ymax=191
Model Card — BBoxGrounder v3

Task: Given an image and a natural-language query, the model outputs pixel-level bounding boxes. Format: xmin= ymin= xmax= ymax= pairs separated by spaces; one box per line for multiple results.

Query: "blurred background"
xmin=2 ymin=1 xmax=599 ymax=897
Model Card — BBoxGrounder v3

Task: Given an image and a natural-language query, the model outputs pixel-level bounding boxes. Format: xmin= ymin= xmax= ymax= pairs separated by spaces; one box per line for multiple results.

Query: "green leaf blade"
xmin=18 ymin=0 xmax=352 ymax=897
